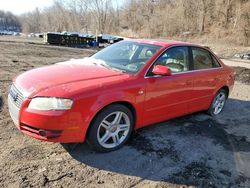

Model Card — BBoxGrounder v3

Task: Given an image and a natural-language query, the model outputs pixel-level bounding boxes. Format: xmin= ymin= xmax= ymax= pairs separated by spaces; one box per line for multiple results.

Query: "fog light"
xmin=39 ymin=130 xmax=47 ymax=137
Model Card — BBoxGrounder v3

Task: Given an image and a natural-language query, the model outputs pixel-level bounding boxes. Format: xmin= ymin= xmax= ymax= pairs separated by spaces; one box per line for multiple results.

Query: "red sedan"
xmin=8 ymin=39 xmax=235 ymax=152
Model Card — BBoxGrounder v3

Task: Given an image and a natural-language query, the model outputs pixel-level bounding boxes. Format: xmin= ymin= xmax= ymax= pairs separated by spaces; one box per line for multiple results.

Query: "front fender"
xmin=76 ymin=88 xmax=144 ymax=142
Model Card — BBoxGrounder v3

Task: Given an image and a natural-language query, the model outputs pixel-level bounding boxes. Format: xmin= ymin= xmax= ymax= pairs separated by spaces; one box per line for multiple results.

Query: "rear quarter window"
xmin=211 ymin=54 xmax=221 ymax=68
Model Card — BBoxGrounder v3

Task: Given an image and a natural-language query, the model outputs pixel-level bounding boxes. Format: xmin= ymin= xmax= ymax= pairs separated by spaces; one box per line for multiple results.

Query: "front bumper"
xmin=8 ymin=92 xmax=87 ymax=143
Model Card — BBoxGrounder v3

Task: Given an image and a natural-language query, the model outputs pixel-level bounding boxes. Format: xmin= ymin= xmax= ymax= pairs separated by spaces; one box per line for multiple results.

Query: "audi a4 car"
xmin=8 ymin=39 xmax=235 ymax=152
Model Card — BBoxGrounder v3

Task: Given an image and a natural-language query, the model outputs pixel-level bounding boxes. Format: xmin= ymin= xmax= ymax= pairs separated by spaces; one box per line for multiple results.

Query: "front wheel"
xmin=87 ymin=104 xmax=134 ymax=152
xmin=207 ymin=89 xmax=227 ymax=116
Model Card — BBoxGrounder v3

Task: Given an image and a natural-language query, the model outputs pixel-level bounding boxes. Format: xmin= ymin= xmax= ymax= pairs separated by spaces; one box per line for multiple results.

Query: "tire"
xmin=87 ymin=104 xmax=134 ymax=152
xmin=207 ymin=89 xmax=227 ymax=116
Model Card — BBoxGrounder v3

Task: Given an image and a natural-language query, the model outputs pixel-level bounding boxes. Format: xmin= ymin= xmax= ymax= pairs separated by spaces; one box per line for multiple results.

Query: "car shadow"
xmin=63 ymin=98 xmax=250 ymax=187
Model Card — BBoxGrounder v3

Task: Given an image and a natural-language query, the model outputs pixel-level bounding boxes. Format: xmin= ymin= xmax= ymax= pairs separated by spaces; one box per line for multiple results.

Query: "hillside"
xmin=15 ymin=0 xmax=250 ymax=46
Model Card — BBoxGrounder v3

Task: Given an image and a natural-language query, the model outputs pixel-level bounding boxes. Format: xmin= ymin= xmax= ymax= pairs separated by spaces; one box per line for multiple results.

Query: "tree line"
xmin=0 ymin=10 xmax=21 ymax=31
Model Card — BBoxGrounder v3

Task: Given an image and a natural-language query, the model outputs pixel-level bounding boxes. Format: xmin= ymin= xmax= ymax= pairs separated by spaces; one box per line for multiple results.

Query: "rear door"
xmin=188 ymin=47 xmax=222 ymax=113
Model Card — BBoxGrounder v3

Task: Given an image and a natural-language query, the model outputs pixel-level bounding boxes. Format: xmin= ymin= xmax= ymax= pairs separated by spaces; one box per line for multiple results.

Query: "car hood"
xmin=15 ymin=58 xmax=126 ymax=97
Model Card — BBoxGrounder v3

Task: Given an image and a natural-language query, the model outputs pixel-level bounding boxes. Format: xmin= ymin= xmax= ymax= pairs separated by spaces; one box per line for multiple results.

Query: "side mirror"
xmin=152 ymin=65 xmax=172 ymax=76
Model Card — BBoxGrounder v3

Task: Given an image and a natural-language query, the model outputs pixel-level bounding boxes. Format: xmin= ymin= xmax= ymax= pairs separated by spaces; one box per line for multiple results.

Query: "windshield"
xmin=92 ymin=41 xmax=161 ymax=74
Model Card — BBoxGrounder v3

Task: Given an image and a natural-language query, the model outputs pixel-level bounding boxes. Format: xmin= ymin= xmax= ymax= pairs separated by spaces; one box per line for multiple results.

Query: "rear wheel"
xmin=207 ymin=89 xmax=227 ymax=116
xmin=87 ymin=104 xmax=134 ymax=152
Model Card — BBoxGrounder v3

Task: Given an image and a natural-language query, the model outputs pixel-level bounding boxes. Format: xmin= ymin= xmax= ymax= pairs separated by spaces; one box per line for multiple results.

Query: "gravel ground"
xmin=0 ymin=37 xmax=250 ymax=188
xmin=233 ymin=67 xmax=250 ymax=85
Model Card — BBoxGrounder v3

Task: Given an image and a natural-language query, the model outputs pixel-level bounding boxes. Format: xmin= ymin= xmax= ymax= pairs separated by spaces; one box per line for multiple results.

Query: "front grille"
xmin=8 ymin=84 xmax=26 ymax=126
xmin=9 ymin=84 xmax=25 ymax=108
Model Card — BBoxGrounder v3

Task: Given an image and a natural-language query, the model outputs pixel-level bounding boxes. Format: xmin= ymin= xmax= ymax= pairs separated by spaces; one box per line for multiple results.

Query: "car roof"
xmin=127 ymin=38 xmax=199 ymax=48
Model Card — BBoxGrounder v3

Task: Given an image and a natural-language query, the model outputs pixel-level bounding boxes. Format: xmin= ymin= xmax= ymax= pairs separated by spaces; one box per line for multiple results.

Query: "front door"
xmin=143 ymin=46 xmax=193 ymax=126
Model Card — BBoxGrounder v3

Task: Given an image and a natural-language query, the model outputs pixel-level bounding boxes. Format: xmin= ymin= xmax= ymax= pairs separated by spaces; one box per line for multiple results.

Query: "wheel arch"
xmin=209 ymin=85 xmax=230 ymax=109
xmin=85 ymin=101 xmax=137 ymax=141
xmin=220 ymin=85 xmax=229 ymax=98
xmin=208 ymin=85 xmax=229 ymax=116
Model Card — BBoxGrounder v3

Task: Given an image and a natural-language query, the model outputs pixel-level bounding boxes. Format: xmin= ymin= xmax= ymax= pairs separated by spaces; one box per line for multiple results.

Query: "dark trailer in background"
xmin=44 ymin=32 xmax=95 ymax=47
xmin=44 ymin=32 xmax=124 ymax=48
xmin=97 ymin=34 xmax=124 ymax=47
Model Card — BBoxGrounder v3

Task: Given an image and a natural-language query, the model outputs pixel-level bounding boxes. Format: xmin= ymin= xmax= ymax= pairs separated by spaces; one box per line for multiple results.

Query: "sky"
xmin=0 ymin=0 xmax=125 ymax=15
xmin=0 ymin=0 xmax=54 ymax=15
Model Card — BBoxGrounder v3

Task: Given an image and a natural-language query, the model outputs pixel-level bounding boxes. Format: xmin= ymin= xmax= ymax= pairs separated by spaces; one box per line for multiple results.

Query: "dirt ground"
xmin=1 ymin=36 xmax=250 ymax=188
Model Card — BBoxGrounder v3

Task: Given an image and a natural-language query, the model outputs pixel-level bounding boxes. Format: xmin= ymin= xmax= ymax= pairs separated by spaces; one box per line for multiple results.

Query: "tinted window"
xmin=153 ymin=47 xmax=189 ymax=73
xmin=192 ymin=47 xmax=218 ymax=70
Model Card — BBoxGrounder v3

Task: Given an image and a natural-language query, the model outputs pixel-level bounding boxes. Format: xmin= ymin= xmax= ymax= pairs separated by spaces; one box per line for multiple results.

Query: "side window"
xmin=192 ymin=47 xmax=218 ymax=70
xmin=153 ymin=47 xmax=189 ymax=73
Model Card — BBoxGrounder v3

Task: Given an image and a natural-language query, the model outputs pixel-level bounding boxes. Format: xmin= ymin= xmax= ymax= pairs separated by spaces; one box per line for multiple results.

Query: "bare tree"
xmin=15 ymin=0 xmax=250 ymax=46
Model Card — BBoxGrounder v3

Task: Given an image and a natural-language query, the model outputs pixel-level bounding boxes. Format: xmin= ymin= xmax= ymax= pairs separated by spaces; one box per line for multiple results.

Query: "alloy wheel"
xmin=97 ymin=111 xmax=130 ymax=149
xmin=213 ymin=92 xmax=226 ymax=115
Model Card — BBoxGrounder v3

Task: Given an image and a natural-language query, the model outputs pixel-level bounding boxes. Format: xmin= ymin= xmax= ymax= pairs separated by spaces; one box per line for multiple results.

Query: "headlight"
xmin=28 ymin=97 xmax=73 ymax=110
